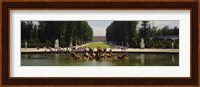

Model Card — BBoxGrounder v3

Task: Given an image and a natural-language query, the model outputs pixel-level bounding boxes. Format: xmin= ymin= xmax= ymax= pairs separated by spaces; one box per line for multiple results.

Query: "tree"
xmin=106 ymin=21 xmax=138 ymax=47
xmin=173 ymin=26 xmax=179 ymax=35
xmin=106 ymin=21 xmax=179 ymax=49
xmin=21 ymin=21 xmax=93 ymax=48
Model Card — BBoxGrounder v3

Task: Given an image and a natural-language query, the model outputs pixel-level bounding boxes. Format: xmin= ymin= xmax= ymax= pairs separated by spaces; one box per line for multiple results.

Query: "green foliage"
xmin=21 ymin=21 xmax=93 ymax=48
xmin=65 ymin=21 xmax=93 ymax=46
xmin=106 ymin=21 xmax=179 ymax=49
xmin=174 ymin=39 xmax=179 ymax=49
xmin=106 ymin=21 xmax=138 ymax=47
xmin=45 ymin=40 xmax=51 ymax=48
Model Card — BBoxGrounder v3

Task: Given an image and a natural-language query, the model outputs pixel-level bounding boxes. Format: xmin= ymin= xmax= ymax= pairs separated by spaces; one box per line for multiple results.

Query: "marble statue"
xmin=171 ymin=42 xmax=174 ymax=50
xmin=25 ymin=41 xmax=27 ymax=49
xmin=140 ymin=38 xmax=145 ymax=49
xmin=54 ymin=39 xmax=59 ymax=48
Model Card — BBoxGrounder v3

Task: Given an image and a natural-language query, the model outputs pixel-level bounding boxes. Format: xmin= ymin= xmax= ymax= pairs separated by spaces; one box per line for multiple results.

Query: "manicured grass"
xmin=84 ymin=42 xmax=114 ymax=48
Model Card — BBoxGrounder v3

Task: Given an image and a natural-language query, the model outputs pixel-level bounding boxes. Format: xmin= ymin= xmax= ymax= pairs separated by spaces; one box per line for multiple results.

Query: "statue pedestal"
xmin=140 ymin=43 xmax=145 ymax=49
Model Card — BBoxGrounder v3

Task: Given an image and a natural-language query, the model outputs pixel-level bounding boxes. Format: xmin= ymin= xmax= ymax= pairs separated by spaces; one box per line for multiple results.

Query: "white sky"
xmin=153 ymin=21 xmax=179 ymax=29
xmin=87 ymin=21 xmax=113 ymax=36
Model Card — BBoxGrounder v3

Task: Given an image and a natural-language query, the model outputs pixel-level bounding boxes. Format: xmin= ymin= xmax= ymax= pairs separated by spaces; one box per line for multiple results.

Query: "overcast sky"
xmin=87 ymin=20 xmax=179 ymax=36
xmin=87 ymin=21 xmax=113 ymax=36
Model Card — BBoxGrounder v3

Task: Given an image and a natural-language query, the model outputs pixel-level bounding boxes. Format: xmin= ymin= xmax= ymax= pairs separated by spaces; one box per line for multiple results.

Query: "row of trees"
xmin=21 ymin=21 xmax=93 ymax=48
xmin=106 ymin=21 xmax=179 ymax=48
xmin=106 ymin=21 xmax=138 ymax=47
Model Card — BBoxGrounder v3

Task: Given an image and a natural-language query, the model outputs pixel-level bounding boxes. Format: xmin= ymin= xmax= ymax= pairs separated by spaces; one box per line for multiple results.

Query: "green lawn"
xmin=84 ymin=42 xmax=114 ymax=48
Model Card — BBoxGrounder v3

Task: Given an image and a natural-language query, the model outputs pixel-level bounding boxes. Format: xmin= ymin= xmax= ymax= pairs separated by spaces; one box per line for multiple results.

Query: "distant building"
xmin=152 ymin=36 xmax=179 ymax=40
xmin=93 ymin=36 xmax=106 ymax=42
